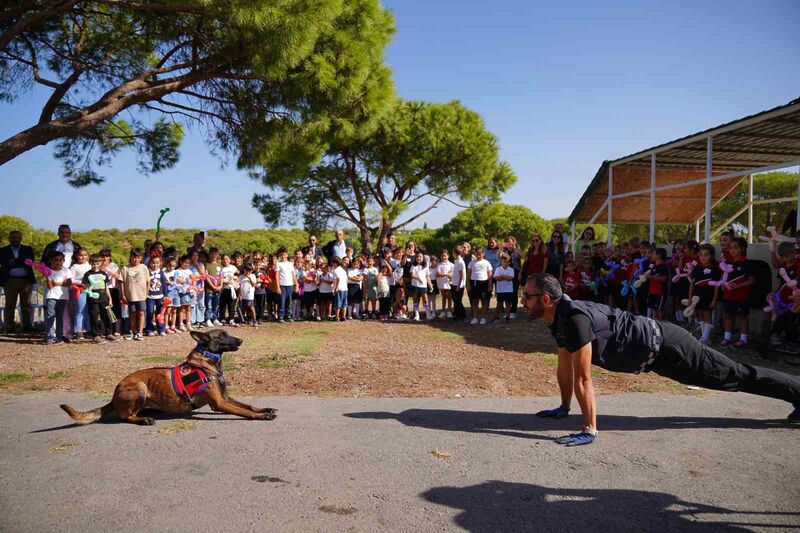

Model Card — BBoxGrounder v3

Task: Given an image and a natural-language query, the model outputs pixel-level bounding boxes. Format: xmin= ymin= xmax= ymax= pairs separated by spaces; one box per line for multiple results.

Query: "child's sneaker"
xmin=93 ymin=336 xmax=107 ymax=344
xmin=159 ymin=331 xmax=167 ymax=336
xmin=719 ymin=338 xmax=732 ymax=348
xmin=123 ymin=333 xmax=134 ymax=340
xmin=147 ymin=331 xmax=156 ymax=337
xmin=413 ymin=311 xmax=420 ymax=322
xmin=509 ymin=313 xmax=516 ymax=319
xmin=733 ymin=339 xmax=747 ymax=348
xmin=74 ymin=333 xmax=84 ymax=341
xmin=106 ymin=334 xmax=117 ymax=342
xmin=469 ymin=318 xmax=478 ymax=325
xmin=205 ymin=320 xmax=214 ymax=328
xmin=447 ymin=311 xmax=453 ymax=319
xmin=479 ymin=318 xmax=487 ymax=325
xmin=213 ymin=319 xmax=222 ymax=327
xmin=770 ymin=333 xmax=783 ymax=346
xmin=134 ymin=333 xmax=143 ymax=341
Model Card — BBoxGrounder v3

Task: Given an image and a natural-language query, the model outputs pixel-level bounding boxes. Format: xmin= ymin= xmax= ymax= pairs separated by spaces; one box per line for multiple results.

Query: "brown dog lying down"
xmin=60 ymin=329 xmax=277 ymax=426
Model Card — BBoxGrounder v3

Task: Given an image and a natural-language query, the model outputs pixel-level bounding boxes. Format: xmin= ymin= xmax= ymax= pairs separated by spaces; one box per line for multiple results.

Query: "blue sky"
xmin=1 ymin=0 xmax=798 ymax=232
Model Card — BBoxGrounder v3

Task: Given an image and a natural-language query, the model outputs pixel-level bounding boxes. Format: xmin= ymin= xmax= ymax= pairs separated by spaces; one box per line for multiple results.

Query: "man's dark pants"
xmin=652 ymin=322 xmax=800 ymax=407
xmin=3 ymin=278 xmax=33 ymax=330
xmin=452 ymin=287 xmax=466 ymax=320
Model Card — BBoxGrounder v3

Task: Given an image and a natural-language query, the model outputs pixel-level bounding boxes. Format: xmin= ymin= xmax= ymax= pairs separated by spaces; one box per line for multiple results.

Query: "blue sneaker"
xmin=789 ymin=407 xmax=800 ymax=424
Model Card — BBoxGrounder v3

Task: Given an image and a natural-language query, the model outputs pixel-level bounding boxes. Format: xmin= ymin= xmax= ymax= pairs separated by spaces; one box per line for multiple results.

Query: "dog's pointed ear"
xmin=190 ymin=331 xmax=210 ymax=345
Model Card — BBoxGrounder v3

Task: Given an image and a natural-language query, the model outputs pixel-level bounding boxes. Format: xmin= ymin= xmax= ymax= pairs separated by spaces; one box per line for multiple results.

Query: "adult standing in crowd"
xmin=187 ymin=231 xmax=206 ymax=254
xmin=323 ymin=229 xmax=353 ymax=262
xmin=553 ymin=223 xmax=570 ymax=247
xmin=502 ymin=235 xmax=522 ymax=319
xmin=382 ymin=232 xmax=399 ymax=254
xmin=41 ymin=224 xmax=81 ymax=268
xmin=575 ymin=226 xmax=596 ymax=251
xmin=546 ymin=230 xmax=567 ymax=279
xmin=302 ymin=235 xmax=323 ymax=261
xmin=520 ymin=233 xmax=548 ymax=283
xmin=0 ymin=230 xmax=36 ymax=333
xmin=524 ymin=273 xmax=800 ymax=447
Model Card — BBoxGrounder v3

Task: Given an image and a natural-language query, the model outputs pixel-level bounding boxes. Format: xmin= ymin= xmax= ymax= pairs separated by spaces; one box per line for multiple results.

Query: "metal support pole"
xmin=747 ymin=175 xmax=754 ymax=243
xmin=695 ymin=219 xmax=700 ymax=242
xmin=796 ymin=166 xmax=800 ymax=233
xmin=649 ymin=154 xmax=656 ymax=243
xmin=607 ymin=166 xmax=613 ymax=247
xmin=704 ymin=136 xmax=713 ymax=243
xmin=571 ymin=220 xmax=576 ymax=255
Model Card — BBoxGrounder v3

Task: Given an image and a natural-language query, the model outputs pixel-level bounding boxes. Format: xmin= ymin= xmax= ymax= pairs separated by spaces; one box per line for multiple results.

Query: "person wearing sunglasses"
xmin=522 ymin=273 xmax=800 ymax=447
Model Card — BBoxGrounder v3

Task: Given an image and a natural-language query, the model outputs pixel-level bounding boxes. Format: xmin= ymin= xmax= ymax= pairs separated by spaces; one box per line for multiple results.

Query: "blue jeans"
xmin=45 ymin=299 xmax=67 ymax=342
xmin=192 ymin=292 xmax=206 ymax=323
xmin=71 ymin=289 xmax=90 ymax=336
xmin=279 ymin=285 xmax=293 ymax=319
xmin=205 ymin=291 xmax=219 ymax=321
xmin=145 ymin=298 xmax=166 ymax=334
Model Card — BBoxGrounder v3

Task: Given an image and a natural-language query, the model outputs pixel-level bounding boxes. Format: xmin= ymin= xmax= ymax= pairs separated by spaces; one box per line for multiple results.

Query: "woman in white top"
xmin=436 ymin=250 xmax=454 ymax=319
xmin=466 ymin=246 xmax=493 ymax=325
xmin=410 ymin=251 xmax=433 ymax=321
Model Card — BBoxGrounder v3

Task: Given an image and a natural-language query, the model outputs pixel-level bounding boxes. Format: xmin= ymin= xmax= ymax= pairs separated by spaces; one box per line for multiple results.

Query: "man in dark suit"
xmin=301 ymin=235 xmax=322 ymax=261
xmin=0 ymin=230 xmax=36 ymax=332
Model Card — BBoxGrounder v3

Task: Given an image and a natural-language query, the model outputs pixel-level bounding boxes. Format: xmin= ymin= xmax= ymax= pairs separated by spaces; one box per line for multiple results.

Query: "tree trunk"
xmin=359 ymin=225 xmax=372 ymax=254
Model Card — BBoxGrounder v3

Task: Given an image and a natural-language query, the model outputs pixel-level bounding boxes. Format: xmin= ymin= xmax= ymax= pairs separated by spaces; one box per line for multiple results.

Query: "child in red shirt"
xmin=644 ymin=248 xmax=669 ymax=320
xmin=562 ymin=259 xmax=581 ymax=300
xmin=721 ymin=237 xmax=755 ymax=348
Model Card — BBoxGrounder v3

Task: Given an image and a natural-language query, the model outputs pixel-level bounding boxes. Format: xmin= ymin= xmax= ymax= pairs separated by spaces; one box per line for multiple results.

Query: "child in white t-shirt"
xmin=493 ymin=253 xmax=516 ymax=323
xmin=410 ymin=252 xmax=432 ymax=321
xmin=274 ymin=249 xmax=297 ymax=322
xmin=467 ymin=246 xmax=493 ymax=325
xmin=318 ymin=261 xmax=336 ymax=320
xmin=45 ymin=252 xmax=71 ymax=344
xmin=69 ymin=247 xmax=92 ymax=340
xmin=332 ymin=257 xmax=349 ymax=321
xmin=219 ymin=254 xmax=240 ymax=326
xmin=301 ymin=259 xmax=319 ymax=320
xmin=436 ymin=250 xmax=454 ymax=319
xmin=239 ymin=262 xmax=257 ymax=326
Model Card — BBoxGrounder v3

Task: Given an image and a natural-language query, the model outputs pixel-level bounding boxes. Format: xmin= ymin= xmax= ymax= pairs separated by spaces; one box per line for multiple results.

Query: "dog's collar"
xmin=194 ymin=346 xmax=222 ymax=362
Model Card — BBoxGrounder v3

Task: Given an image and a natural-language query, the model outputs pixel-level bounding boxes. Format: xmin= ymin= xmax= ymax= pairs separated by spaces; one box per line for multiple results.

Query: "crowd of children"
xmin=36 ymin=226 xmax=795 ymax=350
xmin=559 ymin=227 xmax=797 ymax=351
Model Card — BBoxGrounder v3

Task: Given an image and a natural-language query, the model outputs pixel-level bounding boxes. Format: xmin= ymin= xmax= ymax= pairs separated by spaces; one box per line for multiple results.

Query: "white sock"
xmin=701 ymin=322 xmax=712 ymax=341
xmin=740 ymin=333 xmax=748 ymax=343
xmin=414 ymin=303 xmax=419 ymax=312
xmin=724 ymin=331 xmax=733 ymax=341
xmin=647 ymin=308 xmax=653 ymax=319
xmin=676 ymin=311 xmax=683 ymax=321
xmin=354 ymin=303 xmax=361 ymax=315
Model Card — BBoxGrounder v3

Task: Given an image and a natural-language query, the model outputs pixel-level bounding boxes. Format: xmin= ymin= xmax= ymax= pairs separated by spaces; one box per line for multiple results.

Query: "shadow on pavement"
xmin=344 ymin=409 xmax=791 ymax=440
xmin=421 ymin=480 xmax=800 ymax=532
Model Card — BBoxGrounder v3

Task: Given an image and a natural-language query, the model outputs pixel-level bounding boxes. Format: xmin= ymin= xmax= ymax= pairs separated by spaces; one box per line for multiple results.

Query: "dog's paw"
xmin=141 ymin=417 xmax=156 ymax=426
xmin=258 ymin=407 xmax=278 ymax=415
xmin=257 ymin=411 xmax=277 ymax=421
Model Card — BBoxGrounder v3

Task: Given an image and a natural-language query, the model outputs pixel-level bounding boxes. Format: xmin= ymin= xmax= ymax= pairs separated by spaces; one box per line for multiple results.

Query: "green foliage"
xmin=427 ymin=204 xmax=552 ymax=253
xmin=1 ymin=0 xmax=395 ymax=187
xmin=714 ymin=171 xmax=798 ymax=239
xmin=0 ymin=215 xmax=334 ymax=266
xmin=251 ymin=99 xmax=516 ymax=250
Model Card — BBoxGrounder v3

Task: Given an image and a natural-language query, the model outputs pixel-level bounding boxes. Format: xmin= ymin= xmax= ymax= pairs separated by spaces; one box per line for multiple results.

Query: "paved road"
xmin=0 ymin=392 xmax=798 ymax=532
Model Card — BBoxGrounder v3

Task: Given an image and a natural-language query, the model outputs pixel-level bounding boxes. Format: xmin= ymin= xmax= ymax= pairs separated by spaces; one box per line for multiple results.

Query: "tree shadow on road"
xmin=421 ymin=480 xmax=800 ymax=532
xmin=344 ymin=408 xmax=792 ymax=441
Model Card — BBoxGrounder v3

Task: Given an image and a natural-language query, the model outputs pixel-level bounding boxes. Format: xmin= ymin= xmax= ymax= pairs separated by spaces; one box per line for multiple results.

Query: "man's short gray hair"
xmin=527 ymin=273 xmax=563 ymax=301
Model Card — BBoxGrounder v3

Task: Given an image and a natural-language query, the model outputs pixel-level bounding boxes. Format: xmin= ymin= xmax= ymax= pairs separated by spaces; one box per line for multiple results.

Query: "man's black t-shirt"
xmin=556 ymin=313 xmax=596 ymax=353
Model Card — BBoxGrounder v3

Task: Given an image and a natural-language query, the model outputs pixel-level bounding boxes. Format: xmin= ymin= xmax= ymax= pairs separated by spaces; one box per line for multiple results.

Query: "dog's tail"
xmin=60 ymin=402 xmax=114 ymax=425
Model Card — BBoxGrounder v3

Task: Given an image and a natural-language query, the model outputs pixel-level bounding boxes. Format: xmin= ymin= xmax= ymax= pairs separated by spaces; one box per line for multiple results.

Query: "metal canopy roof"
xmin=568 ymin=97 xmax=800 ymax=225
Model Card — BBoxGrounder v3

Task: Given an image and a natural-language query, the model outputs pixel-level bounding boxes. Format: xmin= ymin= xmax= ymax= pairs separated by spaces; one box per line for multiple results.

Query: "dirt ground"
xmin=1 ymin=318 xmax=798 ymax=399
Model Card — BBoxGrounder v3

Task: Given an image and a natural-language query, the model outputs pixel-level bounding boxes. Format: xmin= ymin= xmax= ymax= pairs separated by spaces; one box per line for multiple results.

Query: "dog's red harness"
xmin=170 ymin=364 xmax=215 ymax=407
